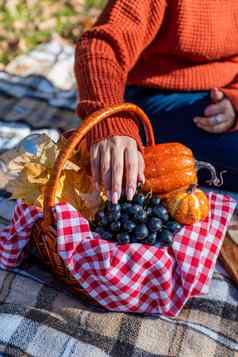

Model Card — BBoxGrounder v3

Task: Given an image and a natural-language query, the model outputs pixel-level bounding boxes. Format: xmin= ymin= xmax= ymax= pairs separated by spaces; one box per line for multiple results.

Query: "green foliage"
xmin=84 ymin=0 xmax=106 ymax=10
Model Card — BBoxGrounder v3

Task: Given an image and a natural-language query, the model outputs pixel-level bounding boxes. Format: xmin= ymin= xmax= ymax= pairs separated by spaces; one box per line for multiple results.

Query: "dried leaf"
xmin=0 ymin=149 xmax=33 ymax=189
xmin=60 ymin=172 xmax=82 ymax=209
xmin=6 ymin=152 xmax=33 ymax=174
xmin=4 ymin=134 xmax=101 ymax=220
xmin=36 ymin=134 xmax=59 ymax=169
xmin=24 ymin=162 xmax=49 ymax=184
xmin=60 ymin=169 xmax=103 ymax=220
xmin=7 ymin=169 xmax=43 ymax=206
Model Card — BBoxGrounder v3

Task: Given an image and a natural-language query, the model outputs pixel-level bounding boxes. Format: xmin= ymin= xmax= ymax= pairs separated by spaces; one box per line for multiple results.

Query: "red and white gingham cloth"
xmin=0 ymin=192 xmax=236 ymax=317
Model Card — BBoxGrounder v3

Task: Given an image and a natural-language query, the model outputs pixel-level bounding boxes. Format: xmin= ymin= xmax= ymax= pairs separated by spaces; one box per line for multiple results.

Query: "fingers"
xmin=204 ymin=100 xmax=227 ymax=117
xmin=100 ymin=147 xmax=112 ymax=197
xmin=194 ymin=114 xmax=225 ymax=127
xmin=138 ymin=151 xmax=145 ymax=184
xmin=90 ymin=144 xmax=101 ymax=192
xmin=194 ymin=114 xmax=232 ymax=133
xmin=194 ymin=93 xmax=236 ymax=134
xmin=90 ymin=136 xmax=144 ymax=203
xmin=125 ymin=142 xmax=139 ymax=201
xmin=111 ymin=142 xmax=124 ymax=204
xmin=211 ymin=88 xmax=224 ymax=103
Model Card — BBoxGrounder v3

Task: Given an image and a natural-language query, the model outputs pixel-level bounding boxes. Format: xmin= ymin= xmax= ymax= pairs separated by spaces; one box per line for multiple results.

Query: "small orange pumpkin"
xmin=164 ymin=185 xmax=209 ymax=225
xmin=142 ymin=143 xmax=198 ymax=195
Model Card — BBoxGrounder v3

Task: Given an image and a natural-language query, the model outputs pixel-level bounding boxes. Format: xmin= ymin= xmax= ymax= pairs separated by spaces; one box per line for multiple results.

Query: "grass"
xmin=0 ymin=0 xmax=106 ymax=68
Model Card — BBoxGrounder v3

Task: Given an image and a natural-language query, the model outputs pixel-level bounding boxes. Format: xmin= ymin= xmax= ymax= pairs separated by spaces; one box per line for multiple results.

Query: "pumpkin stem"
xmin=195 ymin=161 xmax=226 ymax=187
xmin=145 ymin=190 xmax=152 ymax=200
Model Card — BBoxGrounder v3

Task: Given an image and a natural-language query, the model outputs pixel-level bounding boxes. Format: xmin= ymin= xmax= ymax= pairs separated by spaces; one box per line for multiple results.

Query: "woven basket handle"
xmin=43 ymin=103 xmax=155 ymax=228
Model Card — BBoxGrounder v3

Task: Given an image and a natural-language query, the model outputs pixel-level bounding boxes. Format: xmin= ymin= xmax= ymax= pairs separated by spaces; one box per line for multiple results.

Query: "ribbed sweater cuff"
xmin=85 ymin=114 xmax=143 ymax=152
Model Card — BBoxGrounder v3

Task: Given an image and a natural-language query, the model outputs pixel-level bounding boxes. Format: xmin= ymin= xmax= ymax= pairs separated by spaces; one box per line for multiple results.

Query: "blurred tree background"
xmin=0 ymin=0 xmax=106 ymax=68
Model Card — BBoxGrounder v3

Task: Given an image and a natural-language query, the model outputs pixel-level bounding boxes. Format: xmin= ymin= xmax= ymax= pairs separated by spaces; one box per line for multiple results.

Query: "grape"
xmin=107 ymin=203 xmax=121 ymax=213
xmin=92 ymin=189 xmax=176 ymax=247
xmin=111 ymin=204 xmax=121 ymax=213
xmin=134 ymin=224 xmax=149 ymax=241
xmin=100 ymin=215 xmax=109 ymax=227
xmin=128 ymin=204 xmax=143 ymax=217
xmin=117 ymin=233 xmax=130 ymax=244
xmin=120 ymin=213 xmax=130 ymax=223
xmin=151 ymin=206 xmax=169 ymax=222
xmin=110 ymin=221 xmax=121 ymax=233
xmin=146 ymin=207 xmax=153 ymax=216
xmin=150 ymin=196 xmax=161 ymax=206
xmin=95 ymin=211 xmax=106 ymax=223
xmin=108 ymin=211 xmax=121 ymax=222
xmin=166 ymin=221 xmax=183 ymax=233
xmin=102 ymin=231 xmax=113 ymax=241
xmin=134 ymin=210 xmax=147 ymax=223
xmin=157 ymin=230 xmax=173 ymax=246
xmin=146 ymin=233 xmax=157 ymax=245
xmin=95 ymin=227 xmax=105 ymax=236
xmin=133 ymin=193 xmax=145 ymax=206
xmin=123 ymin=220 xmax=136 ymax=232
xmin=121 ymin=202 xmax=132 ymax=213
xmin=148 ymin=217 xmax=162 ymax=232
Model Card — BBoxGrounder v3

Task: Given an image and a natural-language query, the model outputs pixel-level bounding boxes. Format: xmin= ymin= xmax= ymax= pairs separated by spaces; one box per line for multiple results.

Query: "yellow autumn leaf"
xmin=59 ymin=169 xmax=103 ymax=220
xmin=7 ymin=170 xmax=43 ymax=206
xmin=7 ymin=152 xmax=34 ymax=175
xmin=4 ymin=134 xmax=100 ymax=217
xmin=24 ymin=162 xmax=49 ymax=184
xmin=60 ymin=173 xmax=83 ymax=208
xmin=36 ymin=134 xmax=59 ymax=169
xmin=36 ymin=134 xmax=80 ymax=171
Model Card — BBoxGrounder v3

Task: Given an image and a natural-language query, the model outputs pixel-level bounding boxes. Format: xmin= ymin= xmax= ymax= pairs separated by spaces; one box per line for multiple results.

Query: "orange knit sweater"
xmin=74 ymin=0 xmax=238 ymax=148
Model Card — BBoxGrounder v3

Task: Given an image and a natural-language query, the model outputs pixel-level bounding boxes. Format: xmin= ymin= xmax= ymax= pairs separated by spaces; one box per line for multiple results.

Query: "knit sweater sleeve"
xmin=74 ymin=0 xmax=167 ymax=149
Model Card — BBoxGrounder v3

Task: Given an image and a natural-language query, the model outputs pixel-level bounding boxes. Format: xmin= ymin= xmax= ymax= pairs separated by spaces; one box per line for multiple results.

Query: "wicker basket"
xmin=30 ymin=103 xmax=155 ymax=301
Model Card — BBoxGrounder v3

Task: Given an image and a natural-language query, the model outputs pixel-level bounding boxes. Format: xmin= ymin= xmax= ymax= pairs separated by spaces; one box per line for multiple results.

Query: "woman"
xmin=74 ymin=0 xmax=238 ymax=203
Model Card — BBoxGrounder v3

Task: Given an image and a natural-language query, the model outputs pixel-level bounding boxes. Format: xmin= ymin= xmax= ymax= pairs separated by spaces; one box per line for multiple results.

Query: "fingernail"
xmin=193 ymin=118 xmax=198 ymax=123
xmin=127 ymin=187 xmax=134 ymax=201
xmin=112 ymin=192 xmax=118 ymax=204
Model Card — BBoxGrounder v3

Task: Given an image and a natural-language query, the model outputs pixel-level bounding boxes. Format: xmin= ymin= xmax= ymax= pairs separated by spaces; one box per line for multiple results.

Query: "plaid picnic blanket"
xmin=0 ymin=258 xmax=237 ymax=356
xmin=0 ymin=39 xmax=79 ymax=153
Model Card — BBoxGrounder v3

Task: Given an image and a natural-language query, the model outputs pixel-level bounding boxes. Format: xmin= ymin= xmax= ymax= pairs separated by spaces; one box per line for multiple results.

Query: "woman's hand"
xmin=90 ymin=136 xmax=145 ymax=204
xmin=193 ymin=88 xmax=236 ymax=133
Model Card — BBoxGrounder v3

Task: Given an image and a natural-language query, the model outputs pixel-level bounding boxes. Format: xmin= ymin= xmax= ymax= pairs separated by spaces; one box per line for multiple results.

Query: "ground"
xmin=0 ymin=0 xmax=106 ymax=68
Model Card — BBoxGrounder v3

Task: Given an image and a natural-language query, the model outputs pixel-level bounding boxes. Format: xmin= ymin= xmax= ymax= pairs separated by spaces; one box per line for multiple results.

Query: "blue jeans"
xmin=125 ymin=86 xmax=238 ymax=192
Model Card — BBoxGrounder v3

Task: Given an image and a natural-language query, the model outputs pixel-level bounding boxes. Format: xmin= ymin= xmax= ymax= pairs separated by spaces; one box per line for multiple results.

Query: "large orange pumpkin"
xmin=142 ymin=142 xmax=197 ymax=195
xmin=164 ymin=185 xmax=209 ymax=225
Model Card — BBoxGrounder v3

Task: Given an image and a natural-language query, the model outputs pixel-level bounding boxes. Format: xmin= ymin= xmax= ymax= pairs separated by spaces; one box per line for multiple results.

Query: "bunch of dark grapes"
xmin=91 ymin=190 xmax=183 ymax=247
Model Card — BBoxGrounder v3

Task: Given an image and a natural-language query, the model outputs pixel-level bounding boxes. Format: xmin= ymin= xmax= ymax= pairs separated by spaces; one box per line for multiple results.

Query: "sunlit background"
xmin=0 ymin=0 xmax=106 ymax=68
